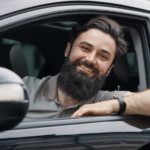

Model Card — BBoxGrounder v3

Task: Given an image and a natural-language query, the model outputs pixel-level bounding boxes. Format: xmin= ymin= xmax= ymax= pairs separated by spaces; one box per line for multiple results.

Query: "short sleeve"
xmin=94 ymin=90 xmax=129 ymax=102
xmin=22 ymin=76 xmax=38 ymax=93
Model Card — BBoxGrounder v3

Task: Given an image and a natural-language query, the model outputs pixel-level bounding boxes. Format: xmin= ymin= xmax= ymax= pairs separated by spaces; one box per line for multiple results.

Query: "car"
xmin=0 ymin=0 xmax=150 ymax=149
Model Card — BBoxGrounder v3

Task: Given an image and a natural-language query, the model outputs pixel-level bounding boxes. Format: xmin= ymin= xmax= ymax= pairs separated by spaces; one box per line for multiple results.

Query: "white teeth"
xmin=80 ymin=65 xmax=93 ymax=73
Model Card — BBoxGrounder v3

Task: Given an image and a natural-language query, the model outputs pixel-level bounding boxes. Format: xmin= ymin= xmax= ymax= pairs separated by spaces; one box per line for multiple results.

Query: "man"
xmin=23 ymin=16 xmax=135 ymax=120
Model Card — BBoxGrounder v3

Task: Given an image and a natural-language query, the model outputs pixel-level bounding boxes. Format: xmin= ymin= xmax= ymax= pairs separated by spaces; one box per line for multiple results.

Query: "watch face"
xmin=111 ymin=94 xmax=124 ymax=99
xmin=112 ymin=95 xmax=117 ymax=99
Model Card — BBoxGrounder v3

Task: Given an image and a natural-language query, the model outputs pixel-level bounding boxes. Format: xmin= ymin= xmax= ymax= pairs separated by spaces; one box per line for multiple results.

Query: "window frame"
xmin=0 ymin=115 xmax=149 ymax=139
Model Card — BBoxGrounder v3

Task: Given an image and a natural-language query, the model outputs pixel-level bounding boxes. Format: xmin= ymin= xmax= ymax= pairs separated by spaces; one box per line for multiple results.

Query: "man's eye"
xmin=81 ymin=46 xmax=89 ymax=51
xmin=100 ymin=55 xmax=107 ymax=59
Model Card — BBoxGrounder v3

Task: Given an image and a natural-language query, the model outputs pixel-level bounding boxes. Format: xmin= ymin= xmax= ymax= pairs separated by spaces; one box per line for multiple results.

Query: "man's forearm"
xmin=112 ymin=89 xmax=150 ymax=116
xmin=72 ymin=89 xmax=150 ymax=117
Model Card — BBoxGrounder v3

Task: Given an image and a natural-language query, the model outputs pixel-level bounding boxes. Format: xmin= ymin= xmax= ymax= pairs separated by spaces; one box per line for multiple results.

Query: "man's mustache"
xmin=74 ymin=60 xmax=99 ymax=74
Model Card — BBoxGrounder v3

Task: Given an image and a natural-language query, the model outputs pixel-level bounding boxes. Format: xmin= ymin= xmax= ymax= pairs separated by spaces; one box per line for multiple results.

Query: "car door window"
xmin=0 ymin=20 xmax=140 ymax=92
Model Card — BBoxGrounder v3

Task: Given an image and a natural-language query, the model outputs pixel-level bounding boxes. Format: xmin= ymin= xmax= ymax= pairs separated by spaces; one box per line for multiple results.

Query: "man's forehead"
xmin=76 ymin=29 xmax=115 ymax=45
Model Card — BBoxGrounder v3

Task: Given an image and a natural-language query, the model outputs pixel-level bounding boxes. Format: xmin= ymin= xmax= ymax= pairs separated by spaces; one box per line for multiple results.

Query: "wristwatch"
xmin=112 ymin=95 xmax=126 ymax=115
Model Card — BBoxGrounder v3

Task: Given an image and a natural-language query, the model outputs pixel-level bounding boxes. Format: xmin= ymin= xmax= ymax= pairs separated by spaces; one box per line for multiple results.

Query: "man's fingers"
xmin=71 ymin=107 xmax=91 ymax=117
xmin=71 ymin=101 xmax=115 ymax=117
xmin=71 ymin=110 xmax=83 ymax=117
xmin=71 ymin=107 xmax=85 ymax=117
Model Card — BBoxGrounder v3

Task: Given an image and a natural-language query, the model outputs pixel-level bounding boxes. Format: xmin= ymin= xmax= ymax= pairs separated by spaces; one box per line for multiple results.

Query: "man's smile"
xmin=77 ymin=64 xmax=95 ymax=74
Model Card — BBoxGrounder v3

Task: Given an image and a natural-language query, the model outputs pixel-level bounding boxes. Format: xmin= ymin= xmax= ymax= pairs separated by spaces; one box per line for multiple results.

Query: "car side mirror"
xmin=0 ymin=67 xmax=29 ymax=132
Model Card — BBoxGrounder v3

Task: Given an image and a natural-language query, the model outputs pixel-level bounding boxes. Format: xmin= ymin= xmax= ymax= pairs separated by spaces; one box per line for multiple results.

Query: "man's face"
xmin=58 ymin=29 xmax=116 ymax=101
xmin=65 ymin=29 xmax=116 ymax=76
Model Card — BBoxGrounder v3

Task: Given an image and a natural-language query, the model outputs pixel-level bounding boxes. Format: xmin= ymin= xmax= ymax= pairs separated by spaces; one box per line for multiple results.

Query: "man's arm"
xmin=122 ymin=89 xmax=150 ymax=116
xmin=71 ymin=89 xmax=150 ymax=117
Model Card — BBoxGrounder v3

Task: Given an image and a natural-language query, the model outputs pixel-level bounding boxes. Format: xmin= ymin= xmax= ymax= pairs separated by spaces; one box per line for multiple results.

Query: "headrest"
xmin=113 ymin=29 xmax=135 ymax=83
xmin=10 ymin=45 xmax=28 ymax=78
xmin=0 ymin=44 xmax=28 ymax=78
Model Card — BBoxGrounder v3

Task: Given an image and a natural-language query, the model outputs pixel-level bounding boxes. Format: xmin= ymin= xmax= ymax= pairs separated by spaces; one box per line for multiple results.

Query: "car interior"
xmin=0 ymin=16 xmax=140 ymax=93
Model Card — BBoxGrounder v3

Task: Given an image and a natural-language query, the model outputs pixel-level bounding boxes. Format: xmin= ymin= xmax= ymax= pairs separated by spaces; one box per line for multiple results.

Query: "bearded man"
xmin=23 ymin=16 xmax=132 ymax=120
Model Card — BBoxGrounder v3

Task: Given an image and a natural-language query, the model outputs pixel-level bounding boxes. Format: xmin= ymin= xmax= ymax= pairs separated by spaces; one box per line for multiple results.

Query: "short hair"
xmin=69 ymin=16 xmax=128 ymax=64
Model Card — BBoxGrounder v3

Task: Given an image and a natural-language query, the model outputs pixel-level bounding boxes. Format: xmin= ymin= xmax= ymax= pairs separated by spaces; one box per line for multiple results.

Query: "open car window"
xmin=0 ymin=16 xmax=147 ymax=123
xmin=0 ymin=20 xmax=141 ymax=92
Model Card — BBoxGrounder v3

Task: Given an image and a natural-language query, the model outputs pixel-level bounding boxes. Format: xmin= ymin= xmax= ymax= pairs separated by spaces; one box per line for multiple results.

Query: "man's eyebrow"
xmin=101 ymin=49 xmax=111 ymax=56
xmin=80 ymin=41 xmax=94 ymax=47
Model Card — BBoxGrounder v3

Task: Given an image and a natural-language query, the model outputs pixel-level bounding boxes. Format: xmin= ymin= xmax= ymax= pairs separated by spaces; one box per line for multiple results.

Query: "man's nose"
xmin=85 ymin=52 xmax=96 ymax=64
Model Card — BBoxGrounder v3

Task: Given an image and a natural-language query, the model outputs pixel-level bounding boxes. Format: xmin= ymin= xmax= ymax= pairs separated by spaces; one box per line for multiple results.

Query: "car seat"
xmin=0 ymin=44 xmax=28 ymax=78
xmin=102 ymin=30 xmax=139 ymax=92
xmin=37 ymin=26 xmax=69 ymax=78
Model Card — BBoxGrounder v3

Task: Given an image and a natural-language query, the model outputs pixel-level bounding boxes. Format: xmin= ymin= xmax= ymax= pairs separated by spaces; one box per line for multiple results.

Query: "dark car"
xmin=0 ymin=0 xmax=150 ymax=149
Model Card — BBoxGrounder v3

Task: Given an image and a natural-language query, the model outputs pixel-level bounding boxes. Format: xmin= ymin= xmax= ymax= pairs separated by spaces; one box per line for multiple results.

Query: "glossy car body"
xmin=0 ymin=0 xmax=150 ymax=149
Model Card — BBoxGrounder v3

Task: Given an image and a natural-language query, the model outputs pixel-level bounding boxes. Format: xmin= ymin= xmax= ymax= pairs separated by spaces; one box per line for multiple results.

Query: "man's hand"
xmin=71 ymin=99 xmax=120 ymax=117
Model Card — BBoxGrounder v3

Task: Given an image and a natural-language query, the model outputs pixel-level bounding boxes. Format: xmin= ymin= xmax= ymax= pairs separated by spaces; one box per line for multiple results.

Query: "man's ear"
xmin=107 ymin=65 xmax=114 ymax=76
xmin=64 ymin=42 xmax=71 ymax=57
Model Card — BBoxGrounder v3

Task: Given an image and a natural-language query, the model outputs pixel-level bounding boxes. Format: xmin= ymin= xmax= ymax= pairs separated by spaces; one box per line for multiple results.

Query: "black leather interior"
xmin=10 ymin=45 xmax=28 ymax=78
xmin=102 ymin=30 xmax=139 ymax=91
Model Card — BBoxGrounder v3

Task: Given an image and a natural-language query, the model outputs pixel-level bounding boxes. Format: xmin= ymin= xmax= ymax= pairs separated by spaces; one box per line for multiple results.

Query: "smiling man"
xmin=23 ymin=16 xmax=131 ymax=120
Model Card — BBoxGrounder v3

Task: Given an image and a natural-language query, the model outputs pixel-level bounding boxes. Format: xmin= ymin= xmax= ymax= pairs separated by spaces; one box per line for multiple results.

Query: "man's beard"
xmin=57 ymin=58 xmax=108 ymax=101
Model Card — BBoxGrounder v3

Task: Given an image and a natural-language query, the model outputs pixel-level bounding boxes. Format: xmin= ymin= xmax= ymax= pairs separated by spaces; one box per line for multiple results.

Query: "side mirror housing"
xmin=0 ymin=67 xmax=29 ymax=131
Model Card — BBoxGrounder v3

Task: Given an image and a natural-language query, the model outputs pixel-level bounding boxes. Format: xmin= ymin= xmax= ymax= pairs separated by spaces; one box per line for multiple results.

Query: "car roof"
xmin=0 ymin=0 xmax=150 ymax=17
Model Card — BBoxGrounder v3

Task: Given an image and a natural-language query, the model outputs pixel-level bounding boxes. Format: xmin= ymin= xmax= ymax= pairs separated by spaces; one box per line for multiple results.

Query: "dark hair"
xmin=69 ymin=16 xmax=128 ymax=64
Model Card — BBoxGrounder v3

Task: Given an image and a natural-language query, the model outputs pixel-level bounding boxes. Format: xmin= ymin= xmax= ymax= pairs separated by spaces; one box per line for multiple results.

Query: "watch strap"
xmin=116 ymin=96 xmax=126 ymax=115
